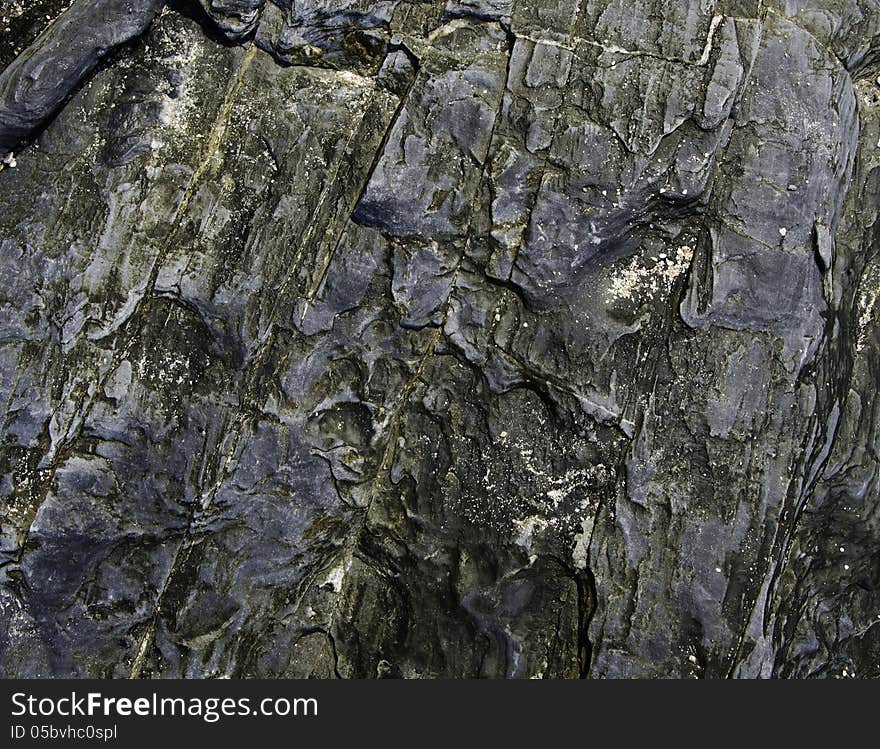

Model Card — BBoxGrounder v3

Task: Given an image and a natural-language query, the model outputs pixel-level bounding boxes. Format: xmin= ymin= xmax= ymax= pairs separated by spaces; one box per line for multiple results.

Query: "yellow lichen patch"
xmin=605 ymin=244 xmax=694 ymax=304
xmin=856 ymin=262 xmax=880 ymax=353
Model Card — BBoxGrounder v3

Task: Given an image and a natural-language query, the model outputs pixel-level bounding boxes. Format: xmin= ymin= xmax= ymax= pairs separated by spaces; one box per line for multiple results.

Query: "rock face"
xmin=0 ymin=0 xmax=878 ymax=678
xmin=0 ymin=0 xmax=166 ymax=156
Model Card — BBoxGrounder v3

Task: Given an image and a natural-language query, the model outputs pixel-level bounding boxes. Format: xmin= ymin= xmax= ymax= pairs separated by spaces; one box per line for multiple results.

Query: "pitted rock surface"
xmin=0 ymin=0 xmax=878 ymax=678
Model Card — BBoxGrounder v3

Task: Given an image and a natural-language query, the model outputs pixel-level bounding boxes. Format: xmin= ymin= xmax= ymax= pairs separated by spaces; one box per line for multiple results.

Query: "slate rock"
xmin=0 ymin=0 xmax=166 ymax=157
xmin=0 ymin=0 xmax=879 ymax=679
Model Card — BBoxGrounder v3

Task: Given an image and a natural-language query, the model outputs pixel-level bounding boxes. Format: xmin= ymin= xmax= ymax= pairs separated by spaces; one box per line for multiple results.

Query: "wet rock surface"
xmin=0 ymin=0 xmax=878 ymax=678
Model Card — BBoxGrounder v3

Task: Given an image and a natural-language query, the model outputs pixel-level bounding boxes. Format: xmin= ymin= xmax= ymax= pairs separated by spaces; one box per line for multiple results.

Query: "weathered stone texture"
xmin=0 ymin=0 xmax=878 ymax=678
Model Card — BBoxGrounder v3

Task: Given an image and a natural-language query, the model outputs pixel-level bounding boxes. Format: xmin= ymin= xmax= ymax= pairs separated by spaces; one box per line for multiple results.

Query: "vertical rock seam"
xmin=0 ymin=0 xmax=878 ymax=678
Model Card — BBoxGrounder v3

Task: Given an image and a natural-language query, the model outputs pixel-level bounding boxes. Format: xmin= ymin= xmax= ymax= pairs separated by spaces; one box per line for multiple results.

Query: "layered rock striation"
xmin=0 ymin=0 xmax=878 ymax=678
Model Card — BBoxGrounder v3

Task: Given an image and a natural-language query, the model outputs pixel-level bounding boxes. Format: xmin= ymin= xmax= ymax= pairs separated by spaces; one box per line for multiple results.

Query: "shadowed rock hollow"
xmin=0 ymin=0 xmax=878 ymax=678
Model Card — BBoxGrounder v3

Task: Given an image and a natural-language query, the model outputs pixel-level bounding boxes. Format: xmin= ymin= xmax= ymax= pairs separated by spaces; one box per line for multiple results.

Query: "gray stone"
xmin=0 ymin=0 xmax=879 ymax=679
xmin=0 ymin=0 xmax=165 ymax=157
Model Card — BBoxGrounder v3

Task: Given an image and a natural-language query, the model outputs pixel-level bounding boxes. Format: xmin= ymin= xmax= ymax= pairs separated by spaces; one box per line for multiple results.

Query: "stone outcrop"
xmin=0 ymin=0 xmax=878 ymax=678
